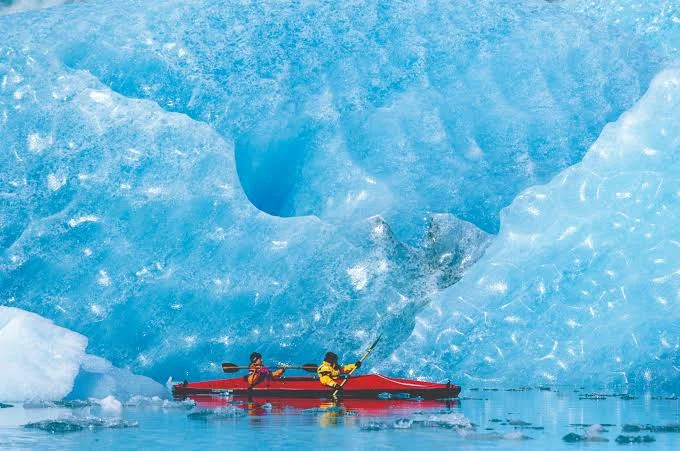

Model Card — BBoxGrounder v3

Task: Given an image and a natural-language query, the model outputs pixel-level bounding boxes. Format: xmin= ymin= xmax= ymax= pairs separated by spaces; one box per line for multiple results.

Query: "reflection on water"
xmin=2 ymin=390 xmax=680 ymax=450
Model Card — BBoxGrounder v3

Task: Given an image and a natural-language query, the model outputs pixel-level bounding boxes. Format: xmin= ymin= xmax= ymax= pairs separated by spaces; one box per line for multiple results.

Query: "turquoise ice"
xmin=0 ymin=0 xmax=677 ymax=397
xmin=393 ymin=68 xmax=680 ymax=390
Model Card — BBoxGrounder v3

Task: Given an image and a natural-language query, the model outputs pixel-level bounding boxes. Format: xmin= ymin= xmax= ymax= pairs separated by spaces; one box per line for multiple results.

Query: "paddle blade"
xmin=221 ymin=363 xmax=243 ymax=373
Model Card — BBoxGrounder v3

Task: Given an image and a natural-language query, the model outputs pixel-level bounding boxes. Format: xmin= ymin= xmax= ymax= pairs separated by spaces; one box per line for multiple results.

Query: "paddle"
xmin=221 ymin=362 xmax=318 ymax=373
xmin=332 ymin=334 xmax=382 ymax=397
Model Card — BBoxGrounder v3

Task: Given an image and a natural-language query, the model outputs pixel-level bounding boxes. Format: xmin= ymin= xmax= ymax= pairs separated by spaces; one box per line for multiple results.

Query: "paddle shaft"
xmin=222 ymin=363 xmax=317 ymax=373
xmin=333 ymin=335 xmax=382 ymax=396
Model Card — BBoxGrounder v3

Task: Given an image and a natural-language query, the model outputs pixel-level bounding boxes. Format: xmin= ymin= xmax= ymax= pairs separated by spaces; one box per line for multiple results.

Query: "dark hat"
xmin=250 ymin=352 xmax=262 ymax=363
xmin=324 ymin=352 xmax=338 ymax=363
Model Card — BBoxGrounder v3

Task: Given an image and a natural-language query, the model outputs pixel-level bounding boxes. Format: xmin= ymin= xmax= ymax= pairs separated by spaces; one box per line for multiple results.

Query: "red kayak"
xmin=173 ymin=374 xmax=461 ymax=400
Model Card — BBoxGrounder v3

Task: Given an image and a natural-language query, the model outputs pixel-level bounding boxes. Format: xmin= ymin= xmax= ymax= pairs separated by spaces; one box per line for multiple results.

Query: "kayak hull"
xmin=173 ymin=374 xmax=461 ymax=400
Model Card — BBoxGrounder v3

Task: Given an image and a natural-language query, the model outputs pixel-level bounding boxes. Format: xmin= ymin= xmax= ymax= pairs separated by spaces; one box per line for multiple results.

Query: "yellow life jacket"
xmin=317 ymin=360 xmax=357 ymax=387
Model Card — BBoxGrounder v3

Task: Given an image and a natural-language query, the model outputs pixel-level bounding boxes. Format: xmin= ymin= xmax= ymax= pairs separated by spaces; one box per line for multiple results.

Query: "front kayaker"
xmin=246 ymin=352 xmax=285 ymax=387
xmin=316 ymin=352 xmax=361 ymax=391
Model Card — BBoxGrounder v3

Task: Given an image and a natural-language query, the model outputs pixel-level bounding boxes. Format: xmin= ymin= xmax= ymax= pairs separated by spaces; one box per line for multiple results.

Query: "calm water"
xmin=1 ymin=389 xmax=679 ymax=450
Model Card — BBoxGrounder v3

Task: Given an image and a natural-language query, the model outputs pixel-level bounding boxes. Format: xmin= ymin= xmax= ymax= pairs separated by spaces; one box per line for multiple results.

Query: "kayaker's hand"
xmin=354 ymin=361 xmax=362 ymax=369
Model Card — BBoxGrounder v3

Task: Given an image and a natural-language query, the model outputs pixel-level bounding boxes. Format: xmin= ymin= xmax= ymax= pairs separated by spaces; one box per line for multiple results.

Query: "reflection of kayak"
xmin=173 ymin=374 xmax=461 ymax=400
xmin=187 ymin=395 xmax=460 ymax=416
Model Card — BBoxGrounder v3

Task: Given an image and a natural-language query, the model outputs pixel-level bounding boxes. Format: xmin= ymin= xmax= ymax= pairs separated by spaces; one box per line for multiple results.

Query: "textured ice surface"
xmin=0 ymin=0 xmax=655 ymax=234
xmin=0 ymin=307 xmax=164 ymax=401
xmin=392 ymin=69 xmax=680 ymax=390
xmin=559 ymin=0 xmax=680 ymax=61
xmin=23 ymin=416 xmax=138 ymax=433
xmin=0 ymin=0 xmax=671 ymax=389
xmin=0 ymin=35 xmax=490 ymax=381
xmin=0 ymin=0 xmax=72 ymax=16
xmin=0 ymin=306 xmax=86 ymax=401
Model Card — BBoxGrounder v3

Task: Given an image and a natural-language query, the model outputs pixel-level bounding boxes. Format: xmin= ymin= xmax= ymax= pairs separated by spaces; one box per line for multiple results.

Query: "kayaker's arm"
xmin=341 ymin=363 xmax=357 ymax=373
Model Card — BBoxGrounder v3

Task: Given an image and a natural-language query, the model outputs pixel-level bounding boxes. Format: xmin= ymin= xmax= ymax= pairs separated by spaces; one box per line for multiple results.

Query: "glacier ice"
xmin=0 ymin=0 xmax=72 ymax=16
xmin=0 ymin=5 xmax=492 ymax=383
xmin=0 ymin=0 xmax=675 ymax=391
xmin=559 ymin=0 xmax=680 ymax=61
xmin=0 ymin=307 xmax=164 ymax=401
xmin=1 ymin=0 xmax=655 ymax=234
xmin=392 ymin=68 xmax=680 ymax=390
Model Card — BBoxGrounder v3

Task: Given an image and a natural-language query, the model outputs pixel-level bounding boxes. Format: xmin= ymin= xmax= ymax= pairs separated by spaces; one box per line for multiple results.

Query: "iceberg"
xmin=392 ymin=68 xmax=680 ymax=390
xmin=0 ymin=306 xmax=164 ymax=401
xmin=0 ymin=0 xmax=671 ymax=390
xmin=0 ymin=306 xmax=86 ymax=401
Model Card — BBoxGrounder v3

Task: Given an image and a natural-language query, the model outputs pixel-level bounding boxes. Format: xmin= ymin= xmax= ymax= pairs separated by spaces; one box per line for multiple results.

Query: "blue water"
xmin=2 ymin=390 xmax=680 ymax=450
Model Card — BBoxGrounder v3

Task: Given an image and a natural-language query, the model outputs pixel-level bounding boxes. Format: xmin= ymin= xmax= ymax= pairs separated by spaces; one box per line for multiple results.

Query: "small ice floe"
xmin=23 ymin=416 xmax=138 ymax=433
xmin=97 ymin=395 xmax=122 ymax=413
xmin=562 ymin=432 xmax=608 ymax=443
xmin=615 ymin=435 xmax=656 ymax=444
xmin=623 ymin=423 xmax=680 ymax=433
xmin=360 ymin=419 xmax=415 ymax=431
xmin=22 ymin=400 xmax=95 ymax=409
xmin=456 ymin=429 xmax=533 ymax=440
xmin=0 ymin=402 xmax=13 ymax=408
xmin=260 ymin=402 xmax=272 ymax=410
xmin=393 ymin=419 xmax=414 ymax=429
xmin=187 ymin=406 xmax=246 ymax=420
xmin=361 ymin=421 xmax=390 ymax=431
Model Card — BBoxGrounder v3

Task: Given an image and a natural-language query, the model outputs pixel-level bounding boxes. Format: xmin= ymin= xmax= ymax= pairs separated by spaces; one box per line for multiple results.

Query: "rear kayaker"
xmin=173 ymin=374 xmax=461 ymax=400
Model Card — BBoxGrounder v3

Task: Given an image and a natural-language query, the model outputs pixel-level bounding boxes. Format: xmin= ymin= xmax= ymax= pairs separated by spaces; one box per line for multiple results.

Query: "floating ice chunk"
xmin=98 ymin=395 xmax=122 ymax=413
xmin=0 ymin=307 xmax=87 ymax=402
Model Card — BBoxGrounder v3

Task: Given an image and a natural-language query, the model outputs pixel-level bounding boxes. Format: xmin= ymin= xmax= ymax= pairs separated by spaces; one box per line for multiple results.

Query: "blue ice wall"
xmin=392 ymin=69 xmax=680 ymax=390
xmin=0 ymin=0 xmax=671 ymax=388
xmin=0 ymin=51 xmax=491 ymax=380
xmin=3 ymin=0 xmax=655 ymax=235
xmin=560 ymin=0 xmax=680 ymax=62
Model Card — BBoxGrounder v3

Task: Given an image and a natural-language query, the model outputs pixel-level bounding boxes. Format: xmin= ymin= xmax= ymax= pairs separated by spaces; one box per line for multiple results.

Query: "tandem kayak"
xmin=173 ymin=374 xmax=461 ymax=400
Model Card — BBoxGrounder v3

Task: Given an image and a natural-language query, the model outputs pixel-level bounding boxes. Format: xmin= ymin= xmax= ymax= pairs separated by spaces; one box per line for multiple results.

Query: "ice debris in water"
xmin=362 ymin=412 xmax=472 ymax=431
xmin=615 ymin=435 xmax=656 ymax=444
xmin=623 ymin=424 xmax=680 ymax=433
xmin=22 ymin=400 xmax=95 ymax=409
xmin=393 ymin=69 xmax=680 ymax=390
xmin=0 ymin=403 xmax=13 ymax=408
xmin=97 ymin=395 xmax=122 ymax=413
xmin=124 ymin=395 xmax=195 ymax=409
xmin=187 ymin=407 xmax=246 ymax=420
xmin=23 ymin=416 xmax=138 ymax=433
xmin=562 ymin=424 xmax=610 ymax=443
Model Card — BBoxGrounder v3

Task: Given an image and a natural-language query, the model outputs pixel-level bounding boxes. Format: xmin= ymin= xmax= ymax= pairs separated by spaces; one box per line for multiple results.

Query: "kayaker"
xmin=246 ymin=352 xmax=285 ymax=387
xmin=316 ymin=352 xmax=361 ymax=391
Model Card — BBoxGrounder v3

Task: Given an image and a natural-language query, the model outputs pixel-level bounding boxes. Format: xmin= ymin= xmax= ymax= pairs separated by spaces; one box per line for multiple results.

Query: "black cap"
xmin=324 ymin=352 xmax=338 ymax=363
xmin=250 ymin=352 xmax=262 ymax=363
